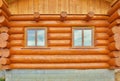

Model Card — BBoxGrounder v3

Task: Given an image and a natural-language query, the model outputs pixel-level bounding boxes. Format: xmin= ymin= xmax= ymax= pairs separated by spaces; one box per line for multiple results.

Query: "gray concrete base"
xmin=4 ymin=69 xmax=115 ymax=81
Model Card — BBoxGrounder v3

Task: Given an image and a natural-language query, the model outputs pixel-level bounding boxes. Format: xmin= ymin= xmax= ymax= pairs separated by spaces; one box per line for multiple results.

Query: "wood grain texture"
xmin=8 ymin=0 xmax=110 ymax=14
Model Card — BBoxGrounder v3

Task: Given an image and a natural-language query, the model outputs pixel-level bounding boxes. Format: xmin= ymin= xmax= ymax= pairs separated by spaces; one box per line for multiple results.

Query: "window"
xmin=26 ymin=28 xmax=47 ymax=47
xmin=73 ymin=27 xmax=94 ymax=47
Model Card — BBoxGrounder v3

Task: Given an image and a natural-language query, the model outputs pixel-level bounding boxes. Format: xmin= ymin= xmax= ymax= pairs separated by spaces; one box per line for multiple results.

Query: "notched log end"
xmin=34 ymin=12 xmax=40 ymax=22
xmin=60 ymin=11 xmax=67 ymax=22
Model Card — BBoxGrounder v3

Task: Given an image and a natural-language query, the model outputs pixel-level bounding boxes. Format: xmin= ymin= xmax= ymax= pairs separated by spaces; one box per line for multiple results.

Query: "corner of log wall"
xmin=108 ymin=0 xmax=120 ymax=68
xmin=0 ymin=0 xmax=11 ymax=70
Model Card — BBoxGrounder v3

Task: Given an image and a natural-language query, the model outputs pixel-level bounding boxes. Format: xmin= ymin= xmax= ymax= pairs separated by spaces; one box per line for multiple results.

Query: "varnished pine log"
xmin=107 ymin=29 xmax=113 ymax=36
xmin=95 ymin=33 xmax=109 ymax=40
xmin=0 ymin=26 xmax=8 ymax=33
xmin=85 ymin=11 xmax=94 ymax=21
xmin=109 ymin=42 xmax=120 ymax=51
xmin=9 ymin=27 xmax=24 ymax=34
xmin=108 ymin=1 xmax=120 ymax=16
xmin=0 ymin=33 xmax=9 ymax=41
xmin=95 ymin=27 xmax=108 ymax=33
xmin=0 ymin=58 xmax=10 ymax=65
xmin=112 ymin=26 xmax=120 ymax=34
xmin=48 ymin=33 xmax=71 ymax=40
xmin=9 ymin=15 xmax=109 ymax=21
xmin=0 ymin=9 xmax=9 ymax=19
xmin=0 ymin=0 xmax=11 ymax=16
xmin=10 ymin=40 xmax=24 ymax=46
xmin=95 ymin=40 xmax=109 ymax=46
xmin=48 ymin=40 xmax=71 ymax=46
xmin=10 ymin=63 xmax=110 ymax=69
xmin=9 ymin=20 xmax=109 ymax=27
xmin=10 ymin=55 xmax=110 ymax=63
xmin=60 ymin=11 xmax=67 ymax=22
xmin=109 ymin=51 xmax=120 ymax=57
xmin=0 ymin=41 xmax=7 ymax=48
xmin=109 ymin=19 xmax=120 ymax=28
xmin=10 ymin=34 xmax=24 ymax=40
xmin=109 ymin=34 xmax=120 ymax=43
xmin=10 ymin=47 xmax=109 ymax=55
xmin=48 ymin=27 xmax=71 ymax=33
xmin=109 ymin=58 xmax=120 ymax=66
xmin=34 ymin=12 xmax=40 ymax=22
xmin=1 ymin=49 xmax=10 ymax=57
xmin=0 ymin=16 xmax=9 ymax=26
xmin=108 ymin=9 xmax=120 ymax=23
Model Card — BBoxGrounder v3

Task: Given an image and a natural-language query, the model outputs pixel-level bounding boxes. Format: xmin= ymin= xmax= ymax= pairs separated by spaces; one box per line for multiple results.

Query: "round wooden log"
xmin=1 ymin=49 xmax=10 ymax=57
xmin=109 ymin=19 xmax=120 ymax=28
xmin=109 ymin=42 xmax=120 ymax=51
xmin=10 ymin=34 xmax=24 ymax=40
xmin=109 ymin=34 xmax=120 ymax=43
xmin=107 ymin=29 xmax=113 ymax=36
xmin=107 ymin=1 xmax=120 ymax=16
xmin=0 ymin=26 xmax=9 ymax=33
xmin=95 ymin=40 xmax=109 ymax=46
xmin=95 ymin=33 xmax=109 ymax=40
xmin=95 ymin=27 xmax=108 ymax=33
xmin=0 ymin=58 xmax=10 ymax=65
xmin=108 ymin=9 xmax=120 ymax=23
xmin=48 ymin=27 xmax=71 ymax=33
xmin=109 ymin=51 xmax=120 ymax=57
xmin=10 ymin=63 xmax=110 ymax=69
xmin=85 ymin=11 xmax=94 ymax=21
xmin=109 ymin=58 xmax=120 ymax=66
xmin=10 ymin=55 xmax=110 ymax=63
xmin=112 ymin=26 xmax=120 ymax=34
xmin=34 ymin=12 xmax=40 ymax=22
xmin=0 ymin=16 xmax=9 ymax=26
xmin=0 ymin=41 xmax=7 ymax=48
xmin=10 ymin=47 xmax=109 ymax=55
xmin=60 ymin=11 xmax=67 ymax=21
xmin=9 ymin=15 xmax=109 ymax=21
xmin=48 ymin=40 xmax=71 ymax=46
xmin=9 ymin=20 xmax=109 ymax=27
xmin=9 ymin=27 xmax=24 ymax=34
xmin=10 ymin=40 xmax=24 ymax=46
xmin=48 ymin=33 xmax=71 ymax=40
xmin=0 ymin=33 xmax=9 ymax=41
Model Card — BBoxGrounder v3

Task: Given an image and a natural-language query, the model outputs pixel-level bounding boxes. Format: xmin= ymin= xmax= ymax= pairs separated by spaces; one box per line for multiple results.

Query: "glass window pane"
xmin=27 ymin=30 xmax=35 ymax=46
xmin=83 ymin=30 xmax=92 ymax=46
xmin=74 ymin=29 xmax=82 ymax=46
xmin=37 ymin=30 xmax=45 ymax=46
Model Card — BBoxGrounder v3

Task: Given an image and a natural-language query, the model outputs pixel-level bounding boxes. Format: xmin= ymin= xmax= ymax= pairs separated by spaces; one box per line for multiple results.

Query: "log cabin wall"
xmin=0 ymin=0 xmax=119 ymax=69
xmin=108 ymin=0 xmax=120 ymax=68
xmin=8 ymin=0 xmax=110 ymax=14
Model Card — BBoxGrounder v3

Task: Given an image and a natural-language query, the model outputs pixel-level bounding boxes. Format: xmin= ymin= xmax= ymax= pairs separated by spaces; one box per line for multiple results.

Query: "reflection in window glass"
xmin=84 ymin=30 xmax=92 ymax=46
xmin=37 ymin=30 xmax=45 ymax=46
xmin=74 ymin=30 xmax=82 ymax=46
xmin=27 ymin=30 xmax=35 ymax=46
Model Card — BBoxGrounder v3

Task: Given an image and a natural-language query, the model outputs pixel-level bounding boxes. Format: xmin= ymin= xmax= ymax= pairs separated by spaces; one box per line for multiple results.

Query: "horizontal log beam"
xmin=9 ymin=63 xmax=110 ymax=69
xmin=108 ymin=1 xmax=120 ymax=16
xmin=10 ymin=55 xmax=110 ymax=63
xmin=48 ymin=40 xmax=71 ymax=46
xmin=10 ymin=47 xmax=109 ymax=55
xmin=9 ymin=20 xmax=109 ymax=27
xmin=95 ymin=27 xmax=108 ymax=33
xmin=95 ymin=40 xmax=109 ymax=46
xmin=9 ymin=27 xmax=24 ymax=34
xmin=109 ymin=51 xmax=120 ymax=57
xmin=108 ymin=9 xmax=120 ymax=23
xmin=48 ymin=33 xmax=71 ymax=40
xmin=48 ymin=27 xmax=71 ymax=33
xmin=10 ymin=40 xmax=24 ymax=46
xmin=9 ymin=15 xmax=109 ymax=21
xmin=95 ymin=33 xmax=109 ymax=40
xmin=9 ymin=34 xmax=24 ymax=40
